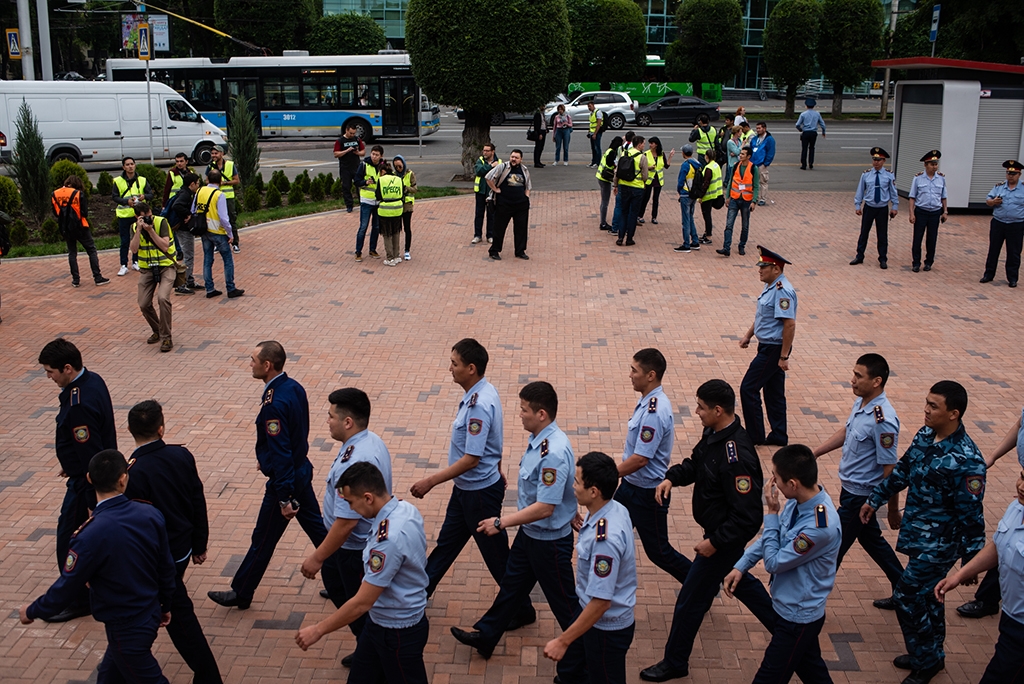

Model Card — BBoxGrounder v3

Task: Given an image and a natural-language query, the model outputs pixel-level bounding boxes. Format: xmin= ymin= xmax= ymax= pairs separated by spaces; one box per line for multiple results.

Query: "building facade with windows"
xmin=324 ymin=0 xmax=408 ymax=45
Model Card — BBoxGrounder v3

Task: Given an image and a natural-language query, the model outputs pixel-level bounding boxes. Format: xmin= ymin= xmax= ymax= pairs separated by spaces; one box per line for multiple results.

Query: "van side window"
xmin=166 ymin=99 xmax=199 ymax=123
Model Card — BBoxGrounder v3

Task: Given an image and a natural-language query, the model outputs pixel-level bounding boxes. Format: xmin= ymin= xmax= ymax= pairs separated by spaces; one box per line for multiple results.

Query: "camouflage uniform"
xmin=867 ymin=423 xmax=986 ymax=670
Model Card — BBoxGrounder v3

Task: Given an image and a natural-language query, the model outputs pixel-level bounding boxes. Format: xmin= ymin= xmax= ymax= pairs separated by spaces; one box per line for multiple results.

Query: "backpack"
xmin=190 ymin=187 xmax=218 ymax=237
xmin=686 ymin=160 xmax=706 ymax=200
xmin=596 ymin=110 xmax=609 ymax=134
xmin=616 ymin=149 xmax=637 ymax=183
xmin=0 ymin=210 xmax=11 ymax=257
xmin=56 ymin=190 xmax=84 ymax=240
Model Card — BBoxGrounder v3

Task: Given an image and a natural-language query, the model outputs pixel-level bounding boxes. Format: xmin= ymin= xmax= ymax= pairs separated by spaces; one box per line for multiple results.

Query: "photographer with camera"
xmin=129 ymin=203 xmax=179 ymax=352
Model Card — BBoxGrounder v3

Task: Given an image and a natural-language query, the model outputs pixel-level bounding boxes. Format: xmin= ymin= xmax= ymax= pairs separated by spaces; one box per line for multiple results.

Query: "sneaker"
xmin=625 ymin=239 xmax=636 ymax=246
xmin=369 ymin=251 xmax=381 ymax=259
xmin=232 ymin=244 xmax=240 ymax=253
xmin=174 ymin=286 xmax=195 ymax=296
xmin=699 ymin=235 xmax=712 ymax=244
xmin=117 ymin=265 xmax=129 ymax=276
xmin=691 ymin=243 xmax=700 ymax=250
xmin=674 ymin=245 xmax=691 ymax=253
xmin=757 ymin=200 xmax=765 ymax=206
xmin=72 ymin=281 xmax=81 ymax=288
xmin=160 ymin=338 xmax=173 ymax=353
xmin=131 ymin=262 xmax=140 ymax=271
xmin=487 ymin=238 xmax=493 ymax=244
xmin=587 ymin=163 xmax=596 ymax=168
xmin=206 ymin=289 xmax=223 ymax=298
xmin=471 ymin=237 xmax=481 ymax=244
xmin=652 ymin=219 xmax=658 ymax=224
xmin=95 ymin=277 xmax=110 ymax=286
xmin=355 ymin=253 xmax=363 ymax=262
xmin=562 ymin=161 xmax=568 ymax=166
xmin=227 ymin=288 xmax=245 ymax=298
xmin=384 ymin=259 xmax=397 ymax=267
xmin=404 ymin=252 xmax=411 ymax=261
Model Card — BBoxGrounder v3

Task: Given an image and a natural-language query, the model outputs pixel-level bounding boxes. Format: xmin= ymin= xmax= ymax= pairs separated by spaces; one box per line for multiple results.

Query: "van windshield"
xmin=166 ymin=99 xmax=200 ymax=123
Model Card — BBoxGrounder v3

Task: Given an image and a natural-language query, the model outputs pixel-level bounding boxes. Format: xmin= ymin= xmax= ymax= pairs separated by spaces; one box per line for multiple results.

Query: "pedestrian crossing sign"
xmin=137 ymin=23 xmax=151 ymax=61
xmin=6 ymin=29 xmax=20 ymax=60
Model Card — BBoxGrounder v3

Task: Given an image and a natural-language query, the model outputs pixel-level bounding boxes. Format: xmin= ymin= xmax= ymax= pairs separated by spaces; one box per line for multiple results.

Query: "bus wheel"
xmin=346 ymin=118 xmax=373 ymax=142
xmin=50 ymin=149 xmax=79 ymax=164
xmin=192 ymin=143 xmax=215 ymax=166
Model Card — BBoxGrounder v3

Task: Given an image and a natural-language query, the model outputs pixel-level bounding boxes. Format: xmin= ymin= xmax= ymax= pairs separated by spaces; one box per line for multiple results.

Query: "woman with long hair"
xmin=638 ymin=136 xmax=674 ymax=225
xmin=552 ymin=104 xmax=573 ymax=165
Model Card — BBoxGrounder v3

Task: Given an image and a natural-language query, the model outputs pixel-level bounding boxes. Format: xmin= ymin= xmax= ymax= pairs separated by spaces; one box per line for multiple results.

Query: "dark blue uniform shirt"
xmin=55 ymin=368 xmax=117 ymax=478
xmin=256 ymin=373 xmax=312 ymax=500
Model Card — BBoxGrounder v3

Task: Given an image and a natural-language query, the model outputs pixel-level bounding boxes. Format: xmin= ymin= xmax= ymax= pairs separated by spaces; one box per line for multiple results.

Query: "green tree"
xmin=309 ymin=13 xmax=387 ymax=55
xmin=407 ymin=0 xmax=571 ymax=174
xmin=763 ymin=0 xmax=822 ymax=118
xmin=214 ymin=0 xmax=317 ymax=55
xmin=817 ymin=0 xmax=883 ymax=116
xmin=566 ymin=0 xmax=646 ymax=84
xmin=9 ymin=101 xmax=51 ymax=223
xmin=666 ymin=0 xmax=744 ymax=98
xmin=890 ymin=0 xmax=1024 ymax=64
xmin=228 ymin=95 xmax=262 ymax=190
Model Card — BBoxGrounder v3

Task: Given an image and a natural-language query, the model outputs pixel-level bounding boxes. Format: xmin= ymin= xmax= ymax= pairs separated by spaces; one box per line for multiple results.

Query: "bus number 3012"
xmin=282 ymin=114 xmax=297 ymax=120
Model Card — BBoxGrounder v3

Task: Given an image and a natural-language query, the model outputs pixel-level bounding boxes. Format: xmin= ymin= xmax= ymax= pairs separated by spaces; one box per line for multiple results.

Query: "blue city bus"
xmin=106 ymin=52 xmax=440 ymax=144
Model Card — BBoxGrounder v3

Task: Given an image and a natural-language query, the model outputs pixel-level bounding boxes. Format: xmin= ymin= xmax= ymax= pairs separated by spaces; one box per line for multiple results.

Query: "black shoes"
xmin=652 ymin=218 xmax=658 ymax=224
xmin=489 ymin=253 xmax=501 ymax=260
xmin=319 ymin=589 xmax=331 ymax=600
xmin=699 ymin=235 xmax=712 ymax=244
xmin=450 ymin=627 xmax=494 ymax=658
xmin=95 ymin=277 xmax=110 ymax=285
xmin=957 ymin=599 xmax=999 ymax=618
xmin=923 ymin=264 xmax=932 ymax=271
xmin=880 ymin=261 xmax=888 ymax=269
xmin=912 ymin=266 xmax=920 ymax=273
xmin=674 ymin=245 xmax=691 ymax=253
xmin=637 ymin=218 xmax=645 ymax=224
xmin=764 ymin=434 xmax=788 ymax=446
xmin=207 ymin=289 xmax=223 ymax=298
xmin=507 ymin=607 xmax=537 ymax=631
xmin=341 ymin=652 xmax=355 ymax=667
xmin=175 ymin=286 xmax=195 ymax=295
xmin=615 ymin=239 xmax=623 ymax=246
xmin=716 ymin=248 xmax=730 ymax=257
xmin=1011 ymin=281 xmax=1019 ymax=288
xmin=515 ymin=253 xmax=530 ymax=260
xmin=873 ymin=596 xmax=897 ymax=610
xmin=227 ymin=288 xmax=245 ymax=298
xmin=72 ymin=281 xmax=81 ymax=288
xmin=980 ymin=275 xmax=994 ymax=283
xmin=41 ymin=604 xmax=91 ymax=623
xmin=901 ymin=659 xmax=944 ymax=684
xmin=625 ymin=240 xmax=636 ymax=246
xmin=738 ymin=245 xmax=745 ymax=255
xmin=850 ymin=256 xmax=864 ymax=265
xmin=639 ymin=660 xmax=689 ymax=682
xmin=207 ymin=590 xmax=251 ymax=609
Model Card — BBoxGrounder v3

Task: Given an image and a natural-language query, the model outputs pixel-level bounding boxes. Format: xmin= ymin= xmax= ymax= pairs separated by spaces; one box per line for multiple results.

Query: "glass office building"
xmin=324 ymin=0 xmax=408 ymax=45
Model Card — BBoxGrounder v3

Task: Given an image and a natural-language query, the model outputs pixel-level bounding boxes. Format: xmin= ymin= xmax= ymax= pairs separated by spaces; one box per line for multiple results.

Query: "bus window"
xmin=355 ymin=77 xmax=379 ymax=107
xmin=264 ymin=77 xmax=300 ymax=108
xmin=338 ymin=77 xmax=355 ymax=106
xmin=188 ymin=78 xmax=222 ymax=111
xmin=166 ymin=99 xmax=200 ymax=122
xmin=303 ymin=76 xmax=338 ymax=107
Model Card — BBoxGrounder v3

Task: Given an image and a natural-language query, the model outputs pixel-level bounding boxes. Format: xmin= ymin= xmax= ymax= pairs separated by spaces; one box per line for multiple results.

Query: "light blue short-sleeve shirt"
xmin=449 ymin=378 xmax=504 ymax=491
xmin=838 ymin=393 xmax=900 ymax=496
xmin=909 ymin=172 xmax=947 ymax=211
xmin=995 ymin=500 xmax=1024 ymax=624
xmin=990 ymin=182 xmax=1024 ymax=224
xmin=1017 ymin=406 xmax=1024 ymax=469
xmin=323 ymin=429 xmax=394 ymax=550
xmin=518 ymin=422 xmax=577 ymax=540
xmin=622 ymin=385 xmax=676 ymax=489
xmin=576 ymin=499 xmax=637 ymax=630
xmin=753 ymin=274 xmax=797 ymax=344
xmin=363 ymin=497 xmax=428 ymax=628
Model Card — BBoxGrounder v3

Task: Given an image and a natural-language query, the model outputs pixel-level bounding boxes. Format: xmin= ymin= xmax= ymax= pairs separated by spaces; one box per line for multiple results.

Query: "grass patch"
xmin=3 ymin=187 xmax=466 ymax=259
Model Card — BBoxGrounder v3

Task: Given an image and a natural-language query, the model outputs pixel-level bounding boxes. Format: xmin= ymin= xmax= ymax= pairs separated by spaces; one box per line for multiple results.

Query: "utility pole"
xmin=16 ymin=0 xmax=34 ymax=80
xmin=880 ymin=0 xmax=898 ymax=120
xmin=35 ymin=0 xmax=53 ymax=80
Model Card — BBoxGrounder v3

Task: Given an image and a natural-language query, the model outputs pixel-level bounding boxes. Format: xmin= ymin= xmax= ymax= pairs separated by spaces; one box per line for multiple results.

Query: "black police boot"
xmin=207 ymin=589 xmax=251 ymax=609
xmin=901 ymin=658 xmax=944 ymax=684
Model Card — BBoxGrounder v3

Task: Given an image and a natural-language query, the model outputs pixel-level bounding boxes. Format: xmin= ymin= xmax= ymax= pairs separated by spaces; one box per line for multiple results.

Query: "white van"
xmin=0 ymin=81 xmax=228 ymax=165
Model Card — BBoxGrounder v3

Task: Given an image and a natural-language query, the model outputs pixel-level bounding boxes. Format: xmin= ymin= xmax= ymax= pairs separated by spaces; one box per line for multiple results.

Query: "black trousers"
xmin=231 ymin=478 xmax=327 ymax=601
xmin=349 ymin=615 xmax=429 ymax=684
xmin=613 ymin=480 xmax=691 ymax=584
xmin=490 ymin=200 xmax=530 ymax=257
xmin=975 ymin=567 xmax=1002 ymax=604
xmin=169 ymin=558 xmax=222 ymax=683
xmin=752 ymin=615 xmax=833 ymax=684
xmin=912 ymin=207 xmax=942 ymax=267
xmin=322 ymin=546 xmax=367 ymax=638
xmin=640 ymin=181 xmax=662 ymax=220
xmin=57 ymin=475 xmax=93 ymax=610
xmin=983 ymin=218 xmax=1024 ymax=283
xmin=583 ymin=623 xmax=635 ymax=684
xmin=473 ymin=193 xmax=495 ymax=239
xmin=980 ymin=612 xmax=1024 ymax=684
xmin=67 ymin=230 xmax=103 ymax=283
xmin=98 ymin=613 xmax=168 ymax=684
xmin=740 ymin=342 xmax=787 ymax=444
xmin=800 ymin=131 xmax=818 ymax=168
xmin=856 ymin=204 xmax=889 ymax=262
xmin=402 ymin=211 xmax=412 ymax=253
xmin=700 ymin=199 xmax=715 ymax=236
xmin=835 ymin=488 xmax=904 ymax=587
xmin=338 ymin=164 xmax=357 ymax=210
xmin=534 ymin=133 xmax=546 ymax=166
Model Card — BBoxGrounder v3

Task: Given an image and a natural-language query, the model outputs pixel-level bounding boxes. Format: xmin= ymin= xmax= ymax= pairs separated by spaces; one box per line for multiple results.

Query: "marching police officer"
xmin=209 ymin=340 xmax=328 ymax=609
xmin=935 ymin=468 xmax=1024 ymax=683
xmin=301 ymin=388 xmax=393 ymax=668
xmin=450 ymin=382 xmax=586 ymax=682
xmin=724 ymin=445 xmax=841 ymax=684
xmin=812 ymin=354 xmax=904 ymax=610
xmin=20 ymin=449 xmax=177 ymax=683
xmin=862 ymin=381 xmax=986 ymax=684
xmin=37 ymin=337 xmax=117 ymax=622
xmin=739 ymin=246 xmax=797 ymax=446
xmin=980 ymin=159 xmax=1024 ymax=287
xmin=614 ymin=348 xmax=691 ymax=585
xmin=296 ymin=462 xmax=430 ymax=684
xmin=124 ymin=400 xmax=221 ymax=684
xmin=641 ymin=380 xmax=776 ymax=682
xmin=908 ymin=150 xmax=948 ymax=272
xmin=851 ymin=147 xmax=898 ymax=269
xmin=544 ymin=451 xmax=638 ymax=684
xmin=955 ymin=403 xmax=1024 ymax=619
xmin=410 ymin=339 xmax=535 ymax=627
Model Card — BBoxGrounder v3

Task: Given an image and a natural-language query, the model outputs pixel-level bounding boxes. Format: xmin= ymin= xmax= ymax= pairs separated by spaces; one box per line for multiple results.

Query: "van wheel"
xmin=346 ymin=118 xmax=373 ymax=142
xmin=192 ymin=143 xmax=214 ymax=166
xmin=50 ymin=150 xmax=79 ymax=164
xmin=608 ymin=113 xmax=626 ymax=130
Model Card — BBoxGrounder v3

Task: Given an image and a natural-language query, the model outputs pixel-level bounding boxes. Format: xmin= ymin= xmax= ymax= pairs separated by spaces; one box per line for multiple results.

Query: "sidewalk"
xmin=0 ymin=190 xmax=1013 ymax=684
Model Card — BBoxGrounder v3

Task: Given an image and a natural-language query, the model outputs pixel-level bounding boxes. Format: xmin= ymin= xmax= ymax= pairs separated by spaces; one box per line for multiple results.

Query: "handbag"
xmin=526 ymin=124 xmax=537 ymax=142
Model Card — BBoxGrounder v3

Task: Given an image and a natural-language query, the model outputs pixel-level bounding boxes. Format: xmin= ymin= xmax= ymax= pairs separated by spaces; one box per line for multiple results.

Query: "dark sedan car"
xmin=635 ymin=96 xmax=720 ymax=126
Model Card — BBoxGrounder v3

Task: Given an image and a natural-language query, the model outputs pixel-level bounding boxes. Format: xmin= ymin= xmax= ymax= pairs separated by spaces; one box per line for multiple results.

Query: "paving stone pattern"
xmin=1 ymin=191 xmax=1017 ymax=683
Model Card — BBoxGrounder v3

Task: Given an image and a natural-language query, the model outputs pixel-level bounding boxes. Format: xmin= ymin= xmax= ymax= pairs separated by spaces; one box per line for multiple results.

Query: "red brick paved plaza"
xmin=1 ymin=190 xmax=1017 ymax=683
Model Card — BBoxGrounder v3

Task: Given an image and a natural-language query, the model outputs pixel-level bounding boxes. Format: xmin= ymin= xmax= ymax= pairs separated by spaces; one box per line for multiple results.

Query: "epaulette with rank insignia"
xmin=540 ymin=439 xmax=549 ymax=457
xmin=341 ymin=445 xmax=354 ymax=462
xmin=70 ymin=387 xmax=81 ymax=406
xmin=126 ymin=457 xmax=137 ymax=469
xmin=596 ymin=518 xmax=607 ymax=541
xmin=647 ymin=396 xmax=658 ymax=413
xmin=263 ymin=388 xmax=274 ymax=406
xmin=468 ymin=392 xmax=478 ymax=407
xmin=776 ymin=281 xmax=784 ymax=289
xmin=377 ymin=519 xmax=389 ymax=541
xmin=938 ymin=172 xmax=945 ymax=176
xmin=815 ymin=504 xmax=828 ymax=528
xmin=70 ymin=516 xmax=94 ymax=539
xmin=726 ymin=441 xmax=738 ymax=463
xmin=915 ymin=171 xmax=923 ymax=176
xmin=874 ymin=405 xmax=885 ymax=424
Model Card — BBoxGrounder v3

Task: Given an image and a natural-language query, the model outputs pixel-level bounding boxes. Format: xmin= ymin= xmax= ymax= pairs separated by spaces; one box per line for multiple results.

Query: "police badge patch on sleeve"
xmin=640 ymin=426 xmax=656 ymax=443
xmin=64 ymin=550 xmax=78 ymax=573
xmin=735 ymin=476 xmax=752 ymax=494
xmin=73 ymin=426 xmax=90 ymax=443
xmin=880 ymin=433 xmax=895 ymax=449
xmin=369 ymin=550 xmax=386 ymax=573
xmin=542 ymin=468 xmax=557 ymax=486
xmin=779 ymin=298 xmax=791 ymax=310
xmin=468 ymin=418 xmax=483 ymax=435
xmin=266 ymin=419 xmax=281 ymax=436
xmin=594 ymin=555 xmax=613 ymax=578
xmin=965 ymin=475 xmax=985 ymax=496
xmin=793 ymin=533 xmax=815 ymax=554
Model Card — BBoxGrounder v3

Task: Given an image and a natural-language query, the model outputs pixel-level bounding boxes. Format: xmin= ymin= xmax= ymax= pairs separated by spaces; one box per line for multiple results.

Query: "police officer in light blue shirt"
xmin=450 ymin=382 xmax=586 ymax=682
xmin=908 ymin=150 xmax=948 ymax=272
xmin=740 ymin=246 xmax=797 ymax=446
xmin=300 ymin=388 xmax=392 ymax=666
xmin=410 ymin=339 xmax=534 ymax=625
xmin=794 ymin=98 xmax=825 ymax=170
xmin=813 ymin=354 xmax=904 ymax=610
xmin=725 ymin=445 xmax=840 ymax=684
xmin=981 ymin=159 xmax=1024 ymax=287
xmin=544 ymin=451 xmax=637 ymax=684
xmin=297 ymin=462 xmax=429 ymax=684
xmin=852 ymin=147 xmax=899 ymax=269
xmin=613 ymin=348 xmax=691 ymax=585
xmin=936 ymin=468 xmax=1024 ymax=684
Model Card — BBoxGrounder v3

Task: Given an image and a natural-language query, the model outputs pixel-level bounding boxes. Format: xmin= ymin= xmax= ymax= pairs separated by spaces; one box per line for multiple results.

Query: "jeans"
xmin=679 ymin=195 xmax=698 ymax=247
xmin=598 ymin=180 xmax=612 ymax=227
xmin=554 ymin=128 xmax=572 ymax=162
xmin=67 ymin=230 xmax=102 ymax=283
xmin=616 ymin=186 xmax=643 ymax=241
xmin=118 ymin=216 xmax=139 ymax=267
xmin=611 ymin=190 xmax=623 ymax=235
xmin=722 ymin=197 xmax=752 ymax=252
xmin=589 ymin=131 xmax=602 ymax=165
xmin=356 ymin=202 xmax=380 ymax=255
xmin=201 ymin=233 xmax=235 ymax=293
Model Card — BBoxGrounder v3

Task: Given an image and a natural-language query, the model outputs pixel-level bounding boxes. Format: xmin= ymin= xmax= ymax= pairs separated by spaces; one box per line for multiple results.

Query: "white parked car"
xmin=544 ymin=91 xmax=636 ymax=130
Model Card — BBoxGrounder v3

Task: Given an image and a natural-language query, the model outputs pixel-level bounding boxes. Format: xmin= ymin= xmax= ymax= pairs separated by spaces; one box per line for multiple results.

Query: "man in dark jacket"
xmin=640 ymin=379 xmax=777 ymax=682
xmin=125 ymin=399 xmax=222 ymax=684
xmin=168 ymin=173 xmax=201 ymax=294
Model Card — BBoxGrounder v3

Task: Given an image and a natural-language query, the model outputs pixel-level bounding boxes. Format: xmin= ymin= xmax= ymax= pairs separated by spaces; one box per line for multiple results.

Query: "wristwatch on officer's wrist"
xmin=493 ymin=517 xmax=502 ymax=530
